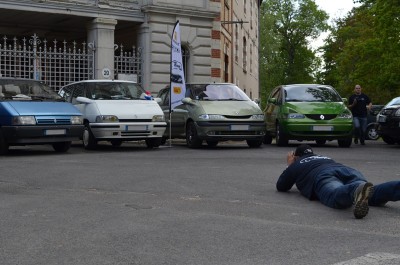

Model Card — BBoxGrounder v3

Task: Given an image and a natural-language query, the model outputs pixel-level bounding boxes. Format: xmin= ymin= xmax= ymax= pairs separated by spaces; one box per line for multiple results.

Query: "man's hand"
xmin=287 ymin=151 xmax=296 ymax=166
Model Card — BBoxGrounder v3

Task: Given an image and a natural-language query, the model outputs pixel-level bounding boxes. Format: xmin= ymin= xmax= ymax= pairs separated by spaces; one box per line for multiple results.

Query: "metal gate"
xmin=0 ymin=34 xmax=143 ymax=91
xmin=0 ymin=34 xmax=94 ymax=91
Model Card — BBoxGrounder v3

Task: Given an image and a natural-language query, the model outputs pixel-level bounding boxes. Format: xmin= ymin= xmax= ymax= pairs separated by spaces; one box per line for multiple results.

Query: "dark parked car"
xmin=377 ymin=97 xmax=400 ymax=144
xmin=366 ymin=105 xmax=384 ymax=140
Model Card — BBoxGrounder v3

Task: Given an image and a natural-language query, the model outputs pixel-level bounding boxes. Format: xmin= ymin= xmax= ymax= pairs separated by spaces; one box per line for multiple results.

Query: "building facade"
xmin=0 ymin=0 xmax=261 ymax=98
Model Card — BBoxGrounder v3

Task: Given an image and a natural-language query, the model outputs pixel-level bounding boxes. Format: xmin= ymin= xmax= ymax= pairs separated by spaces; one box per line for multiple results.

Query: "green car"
xmin=264 ymin=84 xmax=353 ymax=147
xmin=157 ymin=83 xmax=265 ymax=148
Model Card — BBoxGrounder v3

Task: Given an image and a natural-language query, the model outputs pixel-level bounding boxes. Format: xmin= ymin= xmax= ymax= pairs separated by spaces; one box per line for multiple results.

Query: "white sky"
xmin=312 ymin=0 xmax=359 ymax=50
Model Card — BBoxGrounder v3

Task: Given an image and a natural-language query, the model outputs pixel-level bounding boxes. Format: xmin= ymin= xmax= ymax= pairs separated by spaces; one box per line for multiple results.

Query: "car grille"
xmin=36 ymin=117 xmax=71 ymax=125
xmin=119 ymin=119 xmax=153 ymax=122
xmin=305 ymin=114 xmax=337 ymax=120
xmin=224 ymin=115 xmax=253 ymax=119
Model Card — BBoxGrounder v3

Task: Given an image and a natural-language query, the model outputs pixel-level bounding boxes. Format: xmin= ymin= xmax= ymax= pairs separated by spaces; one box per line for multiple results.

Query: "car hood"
xmin=94 ymin=100 xmax=164 ymax=117
xmin=5 ymin=101 xmax=82 ymax=116
xmin=284 ymin=102 xmax=348 ymax=114
xmin=197 ymin=100 xmax=262 ymax=115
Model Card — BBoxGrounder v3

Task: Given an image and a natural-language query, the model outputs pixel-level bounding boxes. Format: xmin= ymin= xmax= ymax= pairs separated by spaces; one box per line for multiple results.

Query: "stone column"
xmin=87 ymin=18 xmax=118 ymax=79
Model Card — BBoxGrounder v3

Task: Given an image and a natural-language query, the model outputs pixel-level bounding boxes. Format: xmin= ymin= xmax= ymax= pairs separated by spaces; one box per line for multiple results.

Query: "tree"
xmin=259 ymin=0 xmax=329 ymax=105
xmin=321 ymin=0 xmax=400 ymax=104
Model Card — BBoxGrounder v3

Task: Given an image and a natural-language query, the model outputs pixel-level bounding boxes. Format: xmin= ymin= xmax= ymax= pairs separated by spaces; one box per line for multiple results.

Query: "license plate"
xmin=126 ymin=125 xmax=148 ymax=131
xmin=378 ymin=116 xmax=386 ymax=122
xmin=312 ymin=126 xmax=333 ymax=131
xmin=45 ymin=129 xmax=66 ymax=135
xmin=230 ymin=125 xmax=249 ymax=131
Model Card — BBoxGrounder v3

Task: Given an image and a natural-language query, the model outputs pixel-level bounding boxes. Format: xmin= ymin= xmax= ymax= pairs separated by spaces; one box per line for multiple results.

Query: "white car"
xmin=59 ymin=80 xmax=166 ymax=149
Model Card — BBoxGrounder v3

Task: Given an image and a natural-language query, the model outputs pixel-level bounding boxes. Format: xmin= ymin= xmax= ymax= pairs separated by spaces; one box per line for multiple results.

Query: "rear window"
xmin=285 ymin=85 xmax=343 ymax=103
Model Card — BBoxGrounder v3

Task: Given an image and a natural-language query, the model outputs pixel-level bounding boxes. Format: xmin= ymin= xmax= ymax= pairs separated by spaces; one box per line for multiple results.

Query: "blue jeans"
xmin=314 ymin=167 xmax=400 ymax=209
xmin=353 ymin=116 xmax=368 ymax=142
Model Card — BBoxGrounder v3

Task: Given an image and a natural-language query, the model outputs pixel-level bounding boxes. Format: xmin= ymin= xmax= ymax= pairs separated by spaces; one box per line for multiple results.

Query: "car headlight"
xmin=337 ymin=112 xmax=353 ymax=119
xmin=395 ymin=109 xmax=400 ymax=116
xmin=199 ymin=114 xmax=225 ymax=120
xmin=12 ymin=116 xmax=36 ymax=125
xmin=251 ymin=114 xmax=265 ymax=120
xmin=71 ymin=116 xmax=83 ymax=125
xmin=95 ymin=115 xmax=119 ymax=123
xmin=152 ymin=115 xmax=165 ymax=122
xmin=287 ymin=113 xmax=305 ymax=119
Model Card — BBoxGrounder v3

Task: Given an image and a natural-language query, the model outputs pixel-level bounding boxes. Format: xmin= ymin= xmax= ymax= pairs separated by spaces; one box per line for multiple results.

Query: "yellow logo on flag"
xmin=173 ymin=86 xmax=182 ymax=94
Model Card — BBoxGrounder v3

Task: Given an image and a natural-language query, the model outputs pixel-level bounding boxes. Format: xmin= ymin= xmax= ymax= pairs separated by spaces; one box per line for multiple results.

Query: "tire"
xmin=83 ymin=124 xmax=97 ymax=150
xmin=263 ymin=134 xmax=273 ymax=145
xmin=145 ymin=138 xmax=162 ymax=148
xmin=52 ymin=141 xmax=71 ymax=152
xmin=247 ymin=139 xmax=263 ymax=148
xmin=276 ymin=123 xmax=288 ymax=146
xmin=110 ymin=140 xmax=122 ymax=147
xmin=206 ymin=140 xmax=218 ymax=147
xmin=382 ymin=136 xmax=396 ymax=145
xmin=316 ymin=139 xmax=326 ymax=146
xmin=338 ymin=138 xmax=352 ymax=147
xmin=160 ymin=137 xmax=167 ymax=145
xmin=0 ymin=129 xmax=9 ymax=155
xmin=186 ymin=121 xmax=202 ymax=148
xmin=366 ymin=124 xmax=379 ymax=140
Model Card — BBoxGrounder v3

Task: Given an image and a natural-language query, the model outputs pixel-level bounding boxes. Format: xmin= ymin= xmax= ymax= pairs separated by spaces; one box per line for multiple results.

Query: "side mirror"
xmin=342 ymin=98 xmax=348 ymax=104
xmin=153 ymin=97 xmax=162 ymax=103
xmin=182 ymin=97 xmax=194 ymax=105
xmin=76 ymin=96 xmax=93 ymax=104
xmin=268 ymin=97 xmax=277 ymax=104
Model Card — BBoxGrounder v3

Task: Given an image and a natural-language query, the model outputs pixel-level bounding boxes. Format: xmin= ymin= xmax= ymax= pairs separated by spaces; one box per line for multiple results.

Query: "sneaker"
xmin=354 ymin=138 xmax=359 ymax=144
xmin=353 ymin=182 xmax=374 ymax=219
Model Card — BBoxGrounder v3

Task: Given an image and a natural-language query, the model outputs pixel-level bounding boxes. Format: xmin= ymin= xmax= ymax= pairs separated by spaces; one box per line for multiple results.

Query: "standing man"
xmin=348 ymin=84 xmax=372 ymax=145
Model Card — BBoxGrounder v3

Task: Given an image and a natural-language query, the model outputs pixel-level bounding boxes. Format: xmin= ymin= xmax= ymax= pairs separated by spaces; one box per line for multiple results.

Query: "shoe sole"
xmin=354 ymin=183 xmax=374 ymax=219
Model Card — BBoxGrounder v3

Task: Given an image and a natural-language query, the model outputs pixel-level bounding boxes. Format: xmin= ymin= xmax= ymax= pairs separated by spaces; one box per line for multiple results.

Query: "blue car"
xmin=0 ymin=78 xmax=84 ymax=154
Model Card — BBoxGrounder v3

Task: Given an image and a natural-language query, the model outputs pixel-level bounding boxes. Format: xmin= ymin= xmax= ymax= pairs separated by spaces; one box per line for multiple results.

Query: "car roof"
xmin=282 ymin=84 xmax=332 ymax=88
xmin=63 ymin=79 xmax=138 ymax=86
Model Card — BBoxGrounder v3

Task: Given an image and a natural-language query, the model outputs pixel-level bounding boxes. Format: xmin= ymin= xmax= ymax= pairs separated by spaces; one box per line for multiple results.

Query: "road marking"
xmin=333 ymin=252 xmax=400 ymax=265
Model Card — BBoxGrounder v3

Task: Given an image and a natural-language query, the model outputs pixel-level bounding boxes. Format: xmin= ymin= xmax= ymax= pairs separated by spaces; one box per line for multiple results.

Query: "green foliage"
xmin=321 ymin=0 xmax=400 ymax=104
xmin=259 ymin=0 xmax=329 ymax=107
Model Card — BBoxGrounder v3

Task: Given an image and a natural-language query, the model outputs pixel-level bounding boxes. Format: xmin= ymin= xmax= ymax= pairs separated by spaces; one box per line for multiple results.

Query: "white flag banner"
xmin=170 ymin=21 xmax=186 ymax=111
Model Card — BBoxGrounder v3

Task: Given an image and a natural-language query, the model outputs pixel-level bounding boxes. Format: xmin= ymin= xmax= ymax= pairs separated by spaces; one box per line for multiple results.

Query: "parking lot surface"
xmin=1 ymin=140 xmax=399 ymax=265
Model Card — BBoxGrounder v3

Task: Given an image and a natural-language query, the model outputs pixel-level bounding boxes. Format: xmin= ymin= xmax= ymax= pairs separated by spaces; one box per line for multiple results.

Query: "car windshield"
xmin=384 ymin=97 xmax=400 ymax=107
xmin=285 ymin=85 xmax=343 ymax=102
xmin=191 ymin=84 xmax=250 ymax=101
xmin=87 ymin=82 xmax=147 ymax=100
xmin=0 ymin=79 xmax=62 ymax=101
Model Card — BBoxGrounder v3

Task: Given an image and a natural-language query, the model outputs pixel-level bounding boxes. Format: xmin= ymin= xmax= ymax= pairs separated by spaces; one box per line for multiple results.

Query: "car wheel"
xmin=206 ymin=140 xmax=218 ymax=147
xmin=0 ymin=129 xmax=9 ymax=155
xmin=83 ymin=124 xmax=97 ymax=150
xmin=263 ymin=134 xmax=273 ymax=145
xmin=338 ymin=138 xmax=352 ymax=147
xmin=382 ymin=136 xmax=396 ymax=145
xmin=276 ymin=123 xmax=288 ymax=146
xmin=186 ymin=121 xmax=202 ymax=148
xmin=316 ymin=139 xmax=326 ymax=146
xmin=161 ymin=137 xmax=167 ymax=145
xmin=247 ymin=139 xmax=263 ymax=148
xmin=145 ymin=138 xmax=162 ymax=148
xmin=366 ymin=124 xmax=379 ymax=140
xmin=52 ymin=141 xmax=71 ymax=152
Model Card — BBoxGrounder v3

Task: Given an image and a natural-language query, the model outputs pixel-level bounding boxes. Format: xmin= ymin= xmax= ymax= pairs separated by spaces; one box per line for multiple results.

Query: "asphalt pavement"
xmin=0 ymin=139 xmax=399 ymax=265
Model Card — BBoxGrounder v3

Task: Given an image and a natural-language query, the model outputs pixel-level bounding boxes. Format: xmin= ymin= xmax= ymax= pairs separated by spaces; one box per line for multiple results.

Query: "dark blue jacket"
xmin=276 ymin=154 xmax=345 ymax=199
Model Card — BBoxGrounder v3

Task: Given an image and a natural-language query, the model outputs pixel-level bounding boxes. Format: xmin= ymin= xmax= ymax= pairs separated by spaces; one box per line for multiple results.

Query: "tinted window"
xmin=285 ymin=85 xmax=342 ymax=102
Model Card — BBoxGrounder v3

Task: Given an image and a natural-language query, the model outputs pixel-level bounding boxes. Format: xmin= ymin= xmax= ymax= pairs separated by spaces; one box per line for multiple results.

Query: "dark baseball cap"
xmin=294 ymin=144 xmax=314 ymax=157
